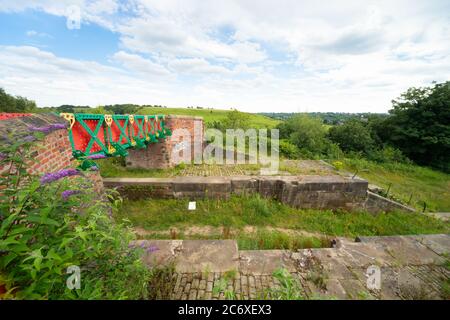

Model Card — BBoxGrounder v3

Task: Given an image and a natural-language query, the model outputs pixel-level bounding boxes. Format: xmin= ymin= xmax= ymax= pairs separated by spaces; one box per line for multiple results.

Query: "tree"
xmin=382 ymin=81 xmax=450 ymax=172
xmin=277 ymin=114 xmax=329 ymax=156
xmin=0 ymin=88 xmax=37 ymax=113
xmin=328 ymin=119 xmax=375 ymax=154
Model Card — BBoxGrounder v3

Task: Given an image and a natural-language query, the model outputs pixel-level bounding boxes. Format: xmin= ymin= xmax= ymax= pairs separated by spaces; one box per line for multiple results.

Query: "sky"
xmin=0 ymin=0 xmax=449 ymax=113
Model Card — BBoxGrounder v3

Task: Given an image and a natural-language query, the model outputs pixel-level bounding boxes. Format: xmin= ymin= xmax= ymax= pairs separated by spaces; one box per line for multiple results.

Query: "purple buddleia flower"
xmin=86 ymin=154 xmax=106 ymax=160
xmin=50 ymin=123 xmax=67 ymax=130
xmin=23 ymin=135 xmax=36 ymax=142
xmin=28 ymin=123 xmax=67 ymax=134
xmin=89 ymin=165 xmax=99 ymax=171
xmin=29 ymin=125 xmax=51 ymax=133
xmin=146 ymin=245 xmax=159 ymax=254
xmin=40 ymin=168 xmax=81 ymax=185
xmin=61 ymin=189 xmax=81 ymax=200
xmin=0 ymin=152 xmax=6 ymax=161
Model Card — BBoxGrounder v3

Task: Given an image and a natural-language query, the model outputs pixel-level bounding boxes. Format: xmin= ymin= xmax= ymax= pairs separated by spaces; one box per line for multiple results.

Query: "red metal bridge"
xmin=0 ymin=112 xmax=171 ymax=170
xmin=59 ymin=113 xmax=171 ymax=169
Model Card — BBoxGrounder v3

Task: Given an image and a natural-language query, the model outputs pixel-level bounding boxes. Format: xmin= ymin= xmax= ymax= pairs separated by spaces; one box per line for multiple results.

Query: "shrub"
xmin=279 ymin=139 xmax=300 ymax=159
xmin=367 ymin=146 xmax=411 ymax=163
xmin=328 ymin=119 xmax=375 ymax=154
xmin=0 ymin=133 xmax=151 ymax=299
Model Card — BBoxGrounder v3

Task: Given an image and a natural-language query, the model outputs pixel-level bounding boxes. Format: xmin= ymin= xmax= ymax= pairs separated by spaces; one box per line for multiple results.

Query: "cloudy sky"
xmin=0 ymin=0 xmax=449 ymax=112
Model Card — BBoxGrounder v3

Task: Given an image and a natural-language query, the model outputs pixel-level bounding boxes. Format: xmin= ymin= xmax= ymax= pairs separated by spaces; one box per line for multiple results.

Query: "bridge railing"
xmin=59 ymin=113 xmax=171 ymax=170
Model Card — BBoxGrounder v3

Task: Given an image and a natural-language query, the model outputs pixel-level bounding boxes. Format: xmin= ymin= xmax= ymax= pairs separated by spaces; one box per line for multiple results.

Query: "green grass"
xmin=138 ymin=229 xmax=330 ymax=250
xmin=341 ymin=158 xmax=450 ymax=212
xmin=137 ymin=106 xmax=280 ymax=128
xmin=97 ymin=157 xmax=186 ymax=178
xmin=116 ymin=194 xmax=449 ymax=238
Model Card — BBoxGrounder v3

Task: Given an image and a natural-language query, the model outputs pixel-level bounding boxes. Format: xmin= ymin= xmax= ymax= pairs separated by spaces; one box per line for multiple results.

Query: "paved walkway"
xmin=136 ymin=234 xmax=450 ymax=300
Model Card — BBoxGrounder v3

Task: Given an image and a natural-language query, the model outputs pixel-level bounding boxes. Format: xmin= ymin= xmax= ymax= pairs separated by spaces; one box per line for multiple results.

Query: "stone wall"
xmin=126 ymin=115 xmax=204 ymax=169
xmin=103 ymin=175 xmax=369 ymax=211
xmin=363 ymin=191 xmax=415 ymax=214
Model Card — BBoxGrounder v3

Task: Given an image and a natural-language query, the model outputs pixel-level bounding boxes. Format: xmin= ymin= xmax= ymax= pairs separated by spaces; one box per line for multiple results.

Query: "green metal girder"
xmin=59 ymin=113 xmax=172 ymax=170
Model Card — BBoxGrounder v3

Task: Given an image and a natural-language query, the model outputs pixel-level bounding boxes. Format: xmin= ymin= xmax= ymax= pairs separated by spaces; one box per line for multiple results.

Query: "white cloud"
xmin=0 ymin=0 xmax=449 ymax=112
xmin=112 ymin=51 xmax=172 ymax=77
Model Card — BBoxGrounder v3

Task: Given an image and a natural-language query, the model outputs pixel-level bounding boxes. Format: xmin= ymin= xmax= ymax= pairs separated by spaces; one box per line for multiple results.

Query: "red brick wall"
xmin=0 ymin=114 xmax=103 ymax=193
xmin=28 ymin=129 xmax=73 ymax=174
xmin=126 ymin=115 xmax=204 ymax=169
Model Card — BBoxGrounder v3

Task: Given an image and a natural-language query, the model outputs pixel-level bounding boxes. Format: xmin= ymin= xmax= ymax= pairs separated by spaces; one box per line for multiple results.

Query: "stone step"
xmin=134 ymin=239 xmax=239 ymax=273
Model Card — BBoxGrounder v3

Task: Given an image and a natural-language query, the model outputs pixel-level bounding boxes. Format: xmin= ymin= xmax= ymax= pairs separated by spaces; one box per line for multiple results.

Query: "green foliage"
xmin=381 ymin=81 xmax=450 ymax=172
xmin=0 ymin=135 xmax=150 ymax=299
xmin=277 ymin=114 xmax=330 ymax=157
xmin=210 ymin=110 xmax=251 ymax=131
xmin=0 ymin=88 xmax=37 ymax=113
xmin=367 ymin=146 xmax=410 ymax=163
xmin=237 ymin=231 xmax=328 ymax=250
xmin=279 ymin=139 xmax=300 ymax=159
xmin=268 ymin=268 xmax=303 ymax=300
xmin=342 ymin=157 xmax=450 ymax=211
xmin=328 ymin=119 xmax=375 ymax=153
xmin=119 ymin=195 xmax=449 ymax=237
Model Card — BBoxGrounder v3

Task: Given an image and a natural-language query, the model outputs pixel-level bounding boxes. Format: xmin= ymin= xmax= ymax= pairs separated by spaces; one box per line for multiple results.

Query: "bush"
xmin=367 ymin=146 xmax=411 ymax=163
xmin=279 ymin=139 xmax=300 ymax=159
xmin=0 ymin=133 xmax=151 ymax=299
xmin=328 ymin=119 xmax=375 ymax=154
xmin=277 ymin=115 xmax=329 ymax=156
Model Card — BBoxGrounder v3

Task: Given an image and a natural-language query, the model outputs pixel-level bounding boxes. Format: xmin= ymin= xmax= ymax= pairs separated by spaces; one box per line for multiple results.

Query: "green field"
xmin=136 ymin=106 xmax=280 ymax=128
xmin=341 ymin=158 xmax=450 ymax=212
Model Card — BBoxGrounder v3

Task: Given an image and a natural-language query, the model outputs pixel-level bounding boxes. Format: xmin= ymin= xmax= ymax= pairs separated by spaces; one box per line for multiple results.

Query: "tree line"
xmin=276 ymin=82 xmax=449 ymax=172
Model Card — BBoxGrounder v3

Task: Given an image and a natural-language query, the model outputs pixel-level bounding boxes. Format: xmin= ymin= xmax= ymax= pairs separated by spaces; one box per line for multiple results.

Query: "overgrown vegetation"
xmin=0 ymin=132 xmax=151 ymax=299
xmin=117 ymin=194 xmax=449 ymax=238
xmin=341 ymin=157 xmax=450 ymax=212
xmin=0 ymin=88 xmax=37 ymax=113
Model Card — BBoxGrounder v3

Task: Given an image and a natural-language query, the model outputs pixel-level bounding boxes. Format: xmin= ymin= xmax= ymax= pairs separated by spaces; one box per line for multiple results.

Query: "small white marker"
xmin=188 ymin=201 xmax=196 ymax=210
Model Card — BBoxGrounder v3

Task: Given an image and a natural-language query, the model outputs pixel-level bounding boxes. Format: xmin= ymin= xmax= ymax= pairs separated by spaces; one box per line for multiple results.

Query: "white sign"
xmin=188 ymin=201 xmax=196 ymax=210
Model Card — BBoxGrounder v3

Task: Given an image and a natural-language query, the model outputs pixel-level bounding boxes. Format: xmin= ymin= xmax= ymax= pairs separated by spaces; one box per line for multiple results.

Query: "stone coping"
xmin=103 ymin=174 xmax=365 ymax=185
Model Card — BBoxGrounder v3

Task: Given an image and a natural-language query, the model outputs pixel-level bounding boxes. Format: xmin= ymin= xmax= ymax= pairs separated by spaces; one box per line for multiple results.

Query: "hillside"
xmin=137 ymin=106 xmax=280 ymax=128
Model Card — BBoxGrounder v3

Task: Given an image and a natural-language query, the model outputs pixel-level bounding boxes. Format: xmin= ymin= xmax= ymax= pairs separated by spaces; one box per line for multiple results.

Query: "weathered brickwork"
xmin=0 ymin=114 xmax=103 ymax=191
xmin=27 ymin=129 xmax=73 ymax=174
xmin=126 ymin=115 xmax=204 ymax=169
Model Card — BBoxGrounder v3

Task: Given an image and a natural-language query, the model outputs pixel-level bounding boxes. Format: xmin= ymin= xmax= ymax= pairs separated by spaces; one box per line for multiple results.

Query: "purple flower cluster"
xmin=128 ymin=242 xmax=159 ymax=254
xmin=89 ymin=166 xmax=99 ymax=171
xmin=61 ymin=189 xmax=81 ymax=200
xmin=0 ymin=152 xmax=6 ymax=161
xmin=28 ymin=123 xmax=67 ymax=134
xmin=23 ymin=135 xmax=36 ymax=142
xmin=40 ymin=168 xmax=81 ymax=185
xmin=86 ymin=154 xmax=107 ymax=160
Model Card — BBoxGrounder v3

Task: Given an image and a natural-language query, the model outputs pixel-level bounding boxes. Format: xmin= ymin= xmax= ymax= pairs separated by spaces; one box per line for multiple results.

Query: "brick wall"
xmin=28 ymin=129 xmax=73 ymax=174
xmin=126 ymin=115 xmax=204 ymax=169
xmin=0 ymin=113 xmax=103 ymax=192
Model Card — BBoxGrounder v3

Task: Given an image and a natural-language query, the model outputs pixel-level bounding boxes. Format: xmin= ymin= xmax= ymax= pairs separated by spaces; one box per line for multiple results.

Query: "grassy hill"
xmin=341 ymin=158 xmax=450 ymax=212
xmin=137 ymin=106 xmax=280 ymax=128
